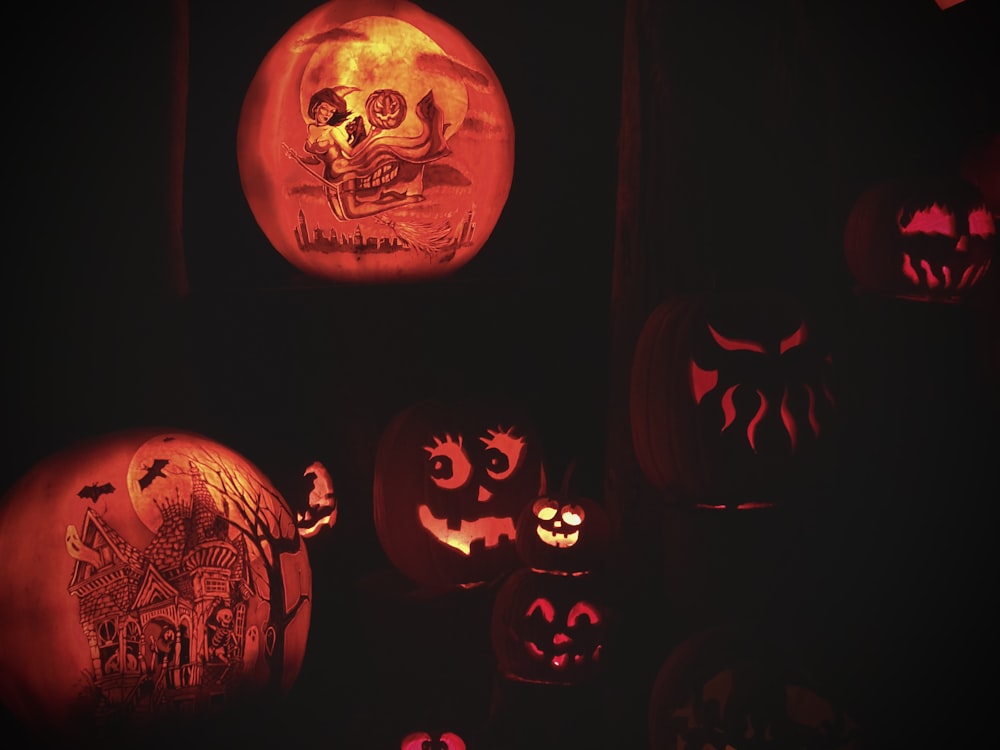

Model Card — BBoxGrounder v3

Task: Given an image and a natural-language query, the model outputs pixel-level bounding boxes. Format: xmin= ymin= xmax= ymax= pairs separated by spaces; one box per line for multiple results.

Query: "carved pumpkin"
xmin=513 ymin=464 xmax=613 ymax=575
xmin=237 ymin=0 xmax=514 ymax=283
xmin=844 ymin=176 xmax=996 ymax=302
xmin=401 ymin=730 xmax=466 ymax=750
xmin=0 ymin=428 xmax=312 ymax=738
xmin=648 ymin=627 xmax=863 ymax=749
xmin=490 ymin=568 xmax=610 ymax=686
xmin=373 ymin=397 xmax=546 ymax=589
xmin=630 ymin=292 xmax=837 ymax=508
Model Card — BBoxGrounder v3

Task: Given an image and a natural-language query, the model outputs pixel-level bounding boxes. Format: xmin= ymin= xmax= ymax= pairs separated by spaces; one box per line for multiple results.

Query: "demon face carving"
xmin=631 ymin=293 xmax=837 ymax=508
xmin=374 ymin=398 xmax=546 ymax=589
xmin=845 ymin=176 xmax=996 ymax=303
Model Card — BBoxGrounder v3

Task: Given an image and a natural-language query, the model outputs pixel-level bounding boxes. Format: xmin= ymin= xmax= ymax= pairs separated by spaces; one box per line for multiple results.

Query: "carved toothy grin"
xmin=536 ymin=526 xmax=579 ymax=548
xmin=901 ymin=253 xmax=991 ymax=295
xmin=418 ymin=505 xmax=515 ymax=555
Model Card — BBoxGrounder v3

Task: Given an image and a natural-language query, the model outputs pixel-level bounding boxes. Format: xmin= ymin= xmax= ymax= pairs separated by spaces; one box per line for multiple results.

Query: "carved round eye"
xmin=533 ymin=497 xmax=559 ymax=520
xmin=481 ymin=426 xmax=526 ymax=481
xmin=425 ymin=434 xmax=472 ymax=490
xmin=561 ymin=505 xmax=585 ymax=526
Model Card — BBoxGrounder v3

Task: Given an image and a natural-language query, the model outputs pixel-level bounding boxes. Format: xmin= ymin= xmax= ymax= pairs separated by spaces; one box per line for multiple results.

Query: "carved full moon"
xmin=238 ymin=0 xmax=515 ymax=283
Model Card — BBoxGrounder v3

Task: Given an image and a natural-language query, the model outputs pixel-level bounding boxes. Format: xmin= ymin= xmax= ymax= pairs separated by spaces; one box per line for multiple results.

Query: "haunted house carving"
xmin=67 ymin=464 xmax=255 ymax=718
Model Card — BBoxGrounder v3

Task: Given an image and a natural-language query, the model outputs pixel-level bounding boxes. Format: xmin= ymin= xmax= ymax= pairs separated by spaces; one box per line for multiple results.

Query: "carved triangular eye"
xmin=708 ymin=325 xmax=765 ymax=353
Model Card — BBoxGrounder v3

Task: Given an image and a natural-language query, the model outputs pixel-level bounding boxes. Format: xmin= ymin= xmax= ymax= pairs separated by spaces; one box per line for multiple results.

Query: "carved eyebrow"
xmin=779 ymin=321 xmax=808 ymax=354
xmin=708 ymin=324 xmax=765 ymax=353
xmin=526 ymin=597 xmax=555 ymax=622
xmin=898 ymin=204 xmax=956 ymax=236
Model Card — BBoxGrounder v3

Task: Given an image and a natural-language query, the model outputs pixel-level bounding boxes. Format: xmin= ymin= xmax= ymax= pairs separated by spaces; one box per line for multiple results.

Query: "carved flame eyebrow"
xmin=898 ymin=204 xmax=956 ymax=236
xmin=969 ymin=206 xmax=996 ymax=238
xmin=779 ymin=321 xmax=808 ymax=354
xmin=708 ymin=324 xmax=765 ymax=353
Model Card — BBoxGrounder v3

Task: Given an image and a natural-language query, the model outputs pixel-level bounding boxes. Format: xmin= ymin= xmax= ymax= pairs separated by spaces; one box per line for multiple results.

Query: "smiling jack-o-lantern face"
xmin=491 ymin=568 xmax=610 ymax=686
xmin=374 ymin=398 xmax=546 ymax=588
xmin=237 ymin=0 xmax=514 ymax=284
xmin=514 ymin=491 xmax=612 ymax=574
xmin=845 ymin=176 xmax=996 ymax=302
xmin=630 ymin=293 xmax=837 ymax=508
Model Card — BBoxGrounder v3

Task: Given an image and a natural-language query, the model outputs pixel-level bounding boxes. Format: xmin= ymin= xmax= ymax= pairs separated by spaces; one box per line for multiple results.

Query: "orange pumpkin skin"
xmin=237 ymin=0 xmax=514 ymax=284
xmin=373 ymin=398 xmax=546 ymax=589
xmin=0 ymin=428 xmax=311 ymax=736
xmin=844 ymin=176 xmax=996 ymax=303
xmin=630 ymin=292 xmax=837 ymax=509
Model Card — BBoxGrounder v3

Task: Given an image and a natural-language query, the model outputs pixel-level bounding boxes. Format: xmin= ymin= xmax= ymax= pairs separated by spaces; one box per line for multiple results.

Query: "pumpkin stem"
xmin=560 ymin=460 xmax=578 ymax=496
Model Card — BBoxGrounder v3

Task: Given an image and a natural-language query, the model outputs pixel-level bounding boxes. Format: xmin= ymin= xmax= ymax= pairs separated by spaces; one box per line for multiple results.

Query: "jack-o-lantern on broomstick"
xmin=238 ymin=0 xmax=515 ymax=284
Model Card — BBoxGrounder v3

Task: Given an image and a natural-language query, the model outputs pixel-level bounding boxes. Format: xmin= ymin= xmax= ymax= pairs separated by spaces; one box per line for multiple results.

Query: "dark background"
xmin=3 ymin=0 xmax=998 ymax=747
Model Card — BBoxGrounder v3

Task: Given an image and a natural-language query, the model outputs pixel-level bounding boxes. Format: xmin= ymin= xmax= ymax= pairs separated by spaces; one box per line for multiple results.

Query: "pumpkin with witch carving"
xmin=0 ymin=428 xmax=311 ymax=737
xmin=237 ymin=0 xmax=514 ymax=283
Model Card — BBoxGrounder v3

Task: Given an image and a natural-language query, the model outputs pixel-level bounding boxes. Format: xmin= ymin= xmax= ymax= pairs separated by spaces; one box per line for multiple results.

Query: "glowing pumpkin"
xmin=648 ymin=627 xmax=863 ymax=749
xmin=237 ymin=0 xmax=514 ymax=283
xmin=401 ymin=730 xmax=466 ymax=750
xmin=0 ymin=428 xmax=312 ymax=739
xmin=490 ymin=568 xmax=610 ymax=687
xmin=630 ymin=292 xmax=837 ymax=508
xmin=373 ymin=397 xmax=546 ymax=590
xmin=844 ymin=176 xmax=996 ymax=302
xmin=513 ymin=464 xmax=613 ymax=575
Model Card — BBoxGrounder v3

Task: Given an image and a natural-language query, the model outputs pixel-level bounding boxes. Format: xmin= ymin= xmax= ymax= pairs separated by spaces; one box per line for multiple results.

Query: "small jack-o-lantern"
xmin=514 ymin=463 xmax=613 ymax=575
xmin=373 ymin=397 xmax=546 ymax=589
xmin=0 ymin=428 xmax=312 ymax=739
xmin=238 ymin=0 xmax=514 ymax=283
xmin=630 ymin=292 xmax=837 ymax=508
xmin=490 ymin=568 xmax=610 ymax=686
xmin=648 ymin=627 xmax=863 ymax=749
xmin=844 ymin=176 xmax=996 ymax=302
xmin=401 ymin=730 xmax=466 ymax=750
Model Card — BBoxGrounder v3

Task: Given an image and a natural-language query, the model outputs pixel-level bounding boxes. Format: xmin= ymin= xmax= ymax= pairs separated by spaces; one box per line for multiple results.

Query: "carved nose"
xmin=478 ymin=485 xmax=493 ymax=502
xmin=956 ymin=235 xmax=968 ymax=252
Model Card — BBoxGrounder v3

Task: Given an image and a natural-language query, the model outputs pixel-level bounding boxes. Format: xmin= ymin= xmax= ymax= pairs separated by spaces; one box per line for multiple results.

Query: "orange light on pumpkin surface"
xmin=0 ymin=428 xmax=312 ymax=738
xmin=237 ymin=0 xmax=514 ymax=284
xmin=373 ymin=397 xmax=546 ymax=590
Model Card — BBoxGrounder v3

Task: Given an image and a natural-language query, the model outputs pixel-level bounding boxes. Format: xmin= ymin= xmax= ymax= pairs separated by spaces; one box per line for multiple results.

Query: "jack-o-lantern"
xmin=514 ymin=463 xmax=613 ymax=575
xmin=0 ymin=428 xmax=312 ymax=739
xmin=648 ymin=627 xmax=863 ymax=749
xmin=237 ymin=0 xmax=514 ymax=284
xmin=490 ymin=568 xmax=610 ymax=686
xmin=401 ymin=730 xmax=466 ymax=750
xmin=844 ymin=176 xmax=996 ymax=302
xmin=630 ymin=292 xmax=837 ymax=508
xmin=373 ymin=397 xmax=546 ymax=589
